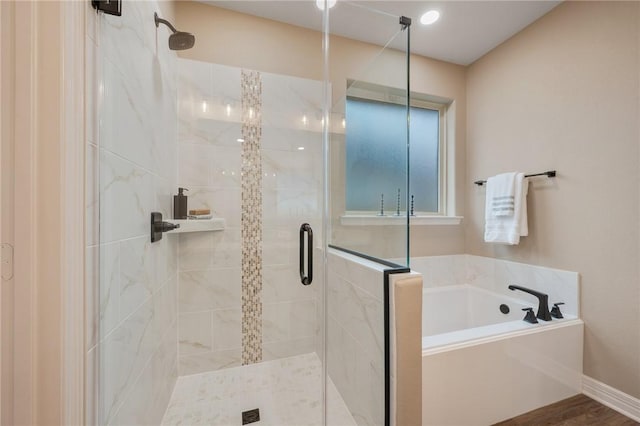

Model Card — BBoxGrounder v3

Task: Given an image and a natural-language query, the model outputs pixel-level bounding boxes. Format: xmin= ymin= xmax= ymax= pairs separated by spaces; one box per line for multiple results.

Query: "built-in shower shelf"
xmin=165 ymin=218 xmax=225 ymax=234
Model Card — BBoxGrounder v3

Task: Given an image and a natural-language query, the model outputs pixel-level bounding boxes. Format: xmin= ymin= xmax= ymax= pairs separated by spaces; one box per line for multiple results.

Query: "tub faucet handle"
xmin=550 ymin=302 xmax=565 ymax=319
xmin=521 ymin=307 xmax=538 ymax=324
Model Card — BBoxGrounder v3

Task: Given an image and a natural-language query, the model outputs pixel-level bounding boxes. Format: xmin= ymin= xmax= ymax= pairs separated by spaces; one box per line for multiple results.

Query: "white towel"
xmin=487 ymin=172 xmax=516 ymax=216
xmin=484 ymin=173 xmax=529 ymax=244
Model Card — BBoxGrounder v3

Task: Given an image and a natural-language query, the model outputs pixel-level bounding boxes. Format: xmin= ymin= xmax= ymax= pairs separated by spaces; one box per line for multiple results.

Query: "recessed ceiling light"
xmin=316 ymin=0 xmax=337 ymax=10
xmin=420 ymin=10 xmax=440 ymax=25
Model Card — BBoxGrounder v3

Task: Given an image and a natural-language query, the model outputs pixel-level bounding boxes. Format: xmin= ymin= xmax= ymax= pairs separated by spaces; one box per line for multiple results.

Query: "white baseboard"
xmin=582 ymin=375 xmax=640 ymax=422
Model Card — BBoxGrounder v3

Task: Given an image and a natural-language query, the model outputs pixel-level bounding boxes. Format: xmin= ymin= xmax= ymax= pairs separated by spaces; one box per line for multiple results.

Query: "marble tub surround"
xmin=177 ymin=58 xmax=323 ymax=374
xmin=85 ymin=1 xmax=179 ymax=424
xmin=412 ymin=254 xmax=579 ymax=318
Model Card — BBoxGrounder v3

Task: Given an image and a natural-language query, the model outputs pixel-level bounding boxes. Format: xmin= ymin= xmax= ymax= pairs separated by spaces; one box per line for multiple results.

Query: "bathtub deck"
xmin=494 ymin=394 xmax=639 ymax=425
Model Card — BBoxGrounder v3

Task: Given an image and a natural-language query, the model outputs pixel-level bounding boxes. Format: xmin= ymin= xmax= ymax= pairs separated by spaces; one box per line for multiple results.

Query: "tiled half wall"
xmin=327 ymin=248 xmax=388 ymax=426
xmin=176 ymin=59 xmax=324 ymax=374
xmin=327 ymin=248 xmax=425 ymax=426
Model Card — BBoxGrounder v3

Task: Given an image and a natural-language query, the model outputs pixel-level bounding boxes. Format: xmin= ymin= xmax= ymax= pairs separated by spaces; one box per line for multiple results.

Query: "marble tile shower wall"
xmin=327 ymin=250 xmax=386 ymax=426
xmin=176 ymin=59 xmax=323 ymax=375
xmin=85 ymin=2 xmax=178 ymax=425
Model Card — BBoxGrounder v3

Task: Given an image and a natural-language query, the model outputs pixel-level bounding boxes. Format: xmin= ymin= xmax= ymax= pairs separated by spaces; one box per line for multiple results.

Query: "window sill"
xmin=339 ymin=215 xmax=463 ymax=226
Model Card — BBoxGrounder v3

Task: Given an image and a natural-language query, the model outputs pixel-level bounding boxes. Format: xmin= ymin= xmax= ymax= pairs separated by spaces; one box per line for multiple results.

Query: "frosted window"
xmin=345 ymin=97 xmax=439 ymax=212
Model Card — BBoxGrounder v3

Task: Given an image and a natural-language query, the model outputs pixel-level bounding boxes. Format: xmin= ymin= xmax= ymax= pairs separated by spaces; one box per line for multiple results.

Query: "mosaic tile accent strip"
xmin=241 ymin=70 xmax=263 ymax=365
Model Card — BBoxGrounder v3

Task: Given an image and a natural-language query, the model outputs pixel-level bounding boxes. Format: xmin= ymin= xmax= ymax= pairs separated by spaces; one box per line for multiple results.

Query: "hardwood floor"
xmin=494 ymin=394 xmax=639 ymax=425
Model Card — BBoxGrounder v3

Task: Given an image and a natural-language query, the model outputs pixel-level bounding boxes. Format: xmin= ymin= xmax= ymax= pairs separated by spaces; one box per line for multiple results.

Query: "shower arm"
xmin=154 ymin=12 xmax=178 ymax=34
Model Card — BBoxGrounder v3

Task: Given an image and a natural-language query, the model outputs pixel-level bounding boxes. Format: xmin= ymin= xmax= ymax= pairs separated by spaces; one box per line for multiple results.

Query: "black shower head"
xmin=168 ymin=32 xmax=195 ymax=51
xmin=154 ymin=12 xmax=195 ymax=51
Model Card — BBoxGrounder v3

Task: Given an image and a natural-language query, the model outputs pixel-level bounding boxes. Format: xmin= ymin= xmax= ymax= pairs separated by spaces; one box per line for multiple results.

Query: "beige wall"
xmin=175 ymin=1 xmax=467 ymax=259
xmin=466 ymin=1 xmax=640 ymax=397
xmin=176 ymin=2 xmax=322 ymax=80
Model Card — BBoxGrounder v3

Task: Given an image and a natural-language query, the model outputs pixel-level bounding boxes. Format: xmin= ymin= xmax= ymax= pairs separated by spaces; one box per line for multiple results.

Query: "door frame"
xmin=1 ymin=1 xmax=5 ymax=422
xmin=1 ymin=1 xmax=86 ymax=424
xmin=60 ymin=1 xmax=87 ymax=424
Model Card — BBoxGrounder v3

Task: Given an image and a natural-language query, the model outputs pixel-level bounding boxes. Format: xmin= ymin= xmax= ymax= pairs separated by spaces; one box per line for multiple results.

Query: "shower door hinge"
xmin=1 ymin=243 xmax=13 ymax=281
xmin=92 ymin=0 xmax=121 ymax=16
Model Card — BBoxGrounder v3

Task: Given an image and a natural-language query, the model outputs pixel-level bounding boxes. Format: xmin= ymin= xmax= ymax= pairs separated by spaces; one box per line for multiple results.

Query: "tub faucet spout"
xmin=508 ymin=285 xmax=552 ymax=321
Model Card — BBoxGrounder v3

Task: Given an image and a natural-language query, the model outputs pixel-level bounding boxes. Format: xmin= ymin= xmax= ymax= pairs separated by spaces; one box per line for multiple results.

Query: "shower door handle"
xmin=299 ymin=223 xmax=313 ymax=285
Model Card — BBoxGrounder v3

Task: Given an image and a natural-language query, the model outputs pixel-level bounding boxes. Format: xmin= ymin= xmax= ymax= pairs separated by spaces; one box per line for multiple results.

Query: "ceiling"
xmin=201 ymin=1 xmax=561 ymax=65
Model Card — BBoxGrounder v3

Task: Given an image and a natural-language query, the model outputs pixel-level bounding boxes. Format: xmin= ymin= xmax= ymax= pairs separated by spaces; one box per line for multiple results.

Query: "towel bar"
xmin=474 ymin=170 xmax=556 ymax=186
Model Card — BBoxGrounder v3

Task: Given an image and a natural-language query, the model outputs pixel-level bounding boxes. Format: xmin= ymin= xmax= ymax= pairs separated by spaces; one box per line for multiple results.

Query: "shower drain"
xmin=242 ymin=408 xmax=260 ymax=424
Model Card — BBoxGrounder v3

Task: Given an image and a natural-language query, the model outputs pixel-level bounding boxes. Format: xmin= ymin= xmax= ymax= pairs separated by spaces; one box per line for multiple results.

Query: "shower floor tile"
xmin=161 ymin=352 xmax=356 ymax=426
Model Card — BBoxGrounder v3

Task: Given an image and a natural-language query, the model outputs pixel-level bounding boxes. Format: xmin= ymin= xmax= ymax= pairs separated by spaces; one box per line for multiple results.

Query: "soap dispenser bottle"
xmin=174 ymin=188 xmax=188 ymax=219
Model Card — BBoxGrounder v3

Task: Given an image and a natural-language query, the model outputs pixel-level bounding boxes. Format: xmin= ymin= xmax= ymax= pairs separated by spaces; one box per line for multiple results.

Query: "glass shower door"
xmin=167 ymin=59 xmax=327 ymax=425
xmin=88 ymin=1 xmax=332 ymax=425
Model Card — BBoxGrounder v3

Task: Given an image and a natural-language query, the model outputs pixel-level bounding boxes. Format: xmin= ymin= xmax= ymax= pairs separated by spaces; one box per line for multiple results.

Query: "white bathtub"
xmin=419 ymin=281 xmax=583 ymax=425
xmin=422 ymin=284 xmax=531 ymax=348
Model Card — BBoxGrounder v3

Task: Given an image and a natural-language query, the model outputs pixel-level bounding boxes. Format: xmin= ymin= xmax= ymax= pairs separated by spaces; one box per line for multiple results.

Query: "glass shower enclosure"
xmin=325 ymin=4 xmax=412 ymax=426
xmin=329 ymin=5 xmax=411 ymax=267
xmin=86 ymin=1 xmax=411 ymax=425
